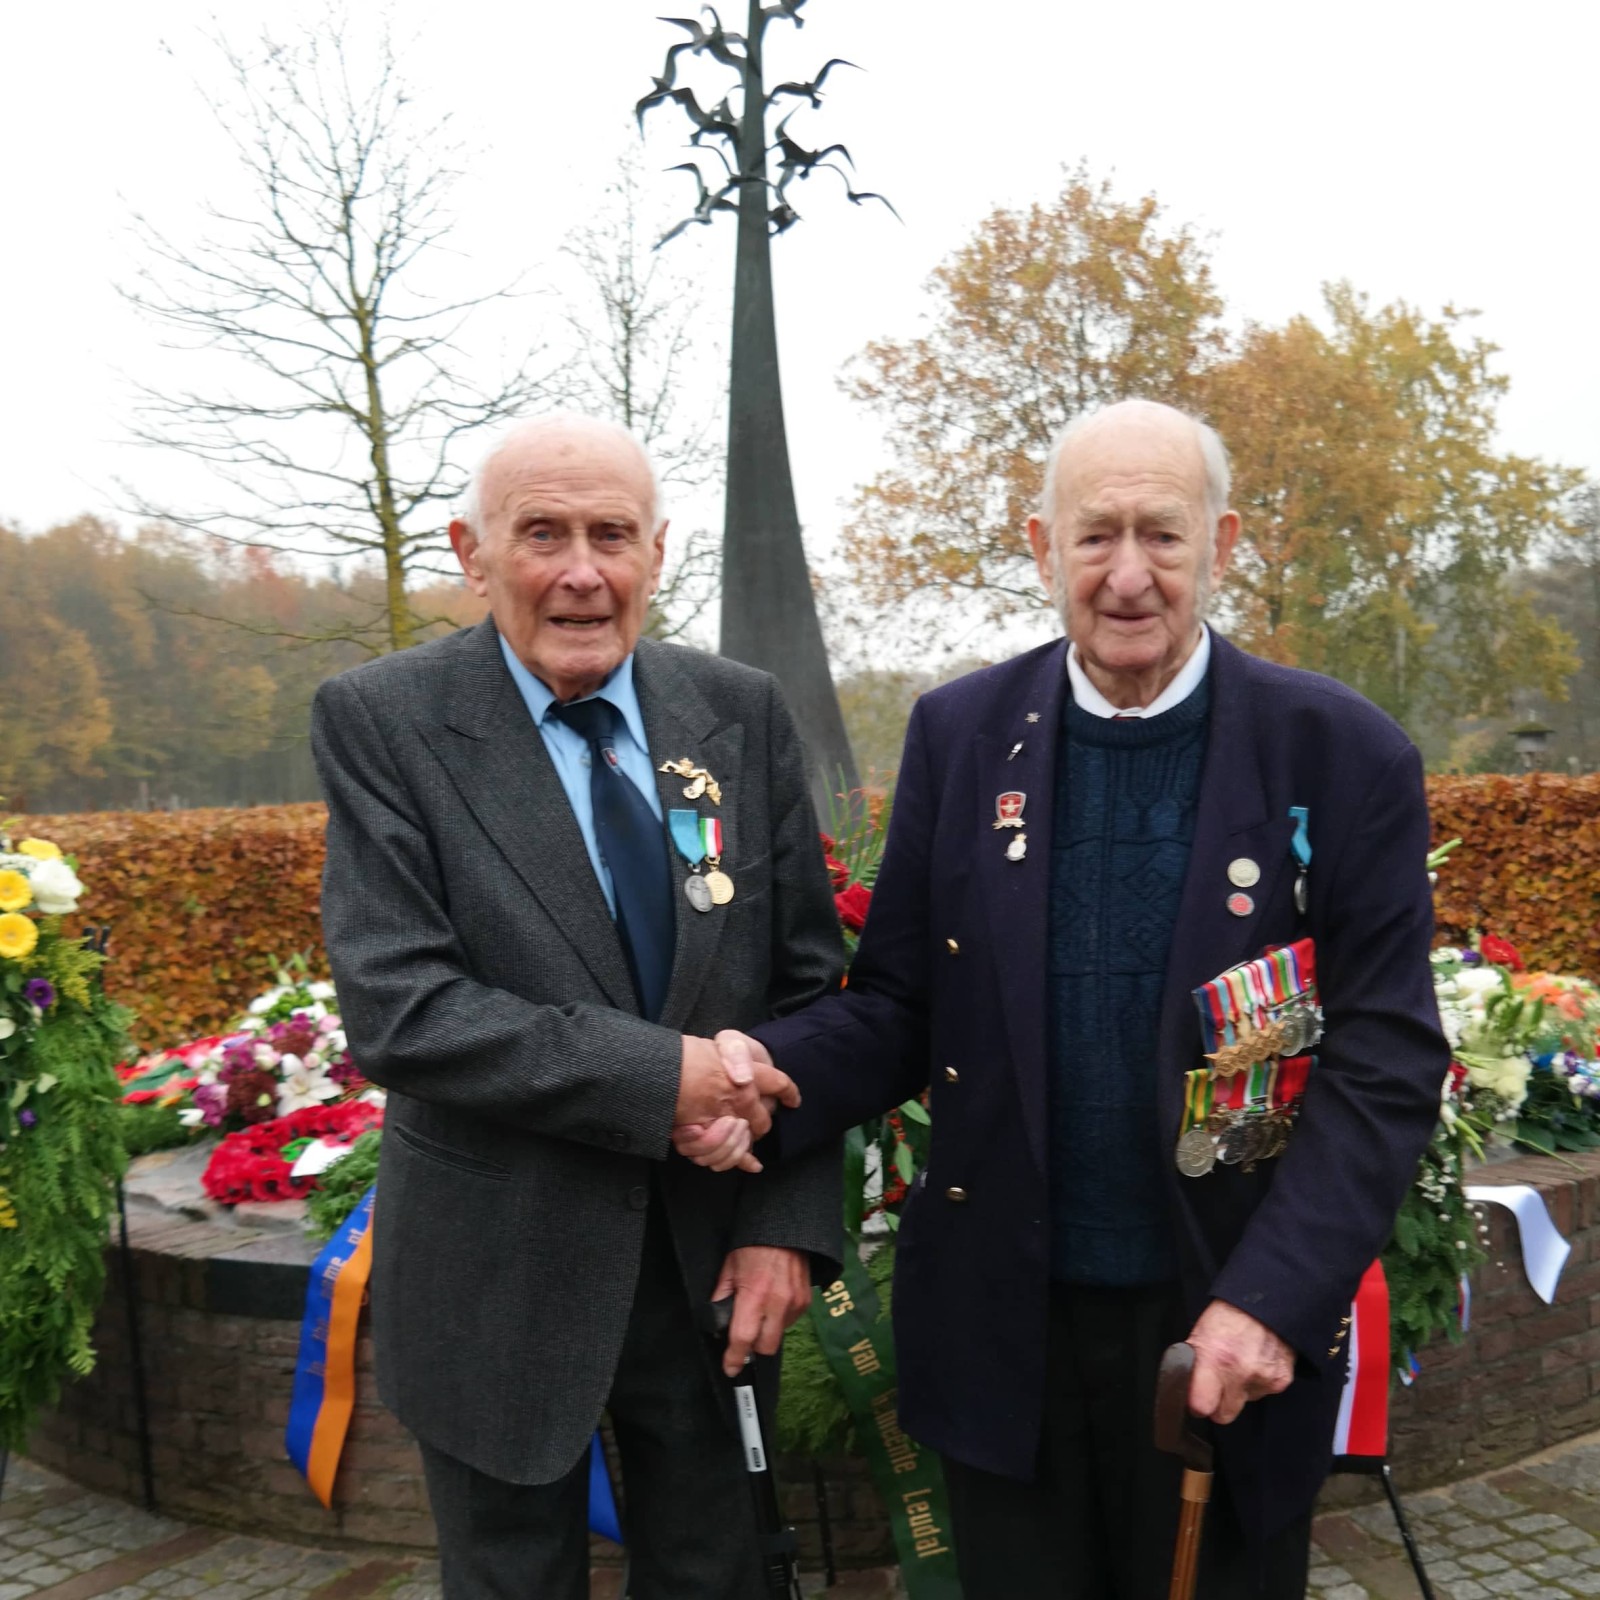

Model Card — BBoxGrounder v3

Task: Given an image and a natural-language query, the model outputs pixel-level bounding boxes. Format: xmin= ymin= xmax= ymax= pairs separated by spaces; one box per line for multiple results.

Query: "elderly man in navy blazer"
xmin=680 ymin=399 xmax=1449 ymax=1597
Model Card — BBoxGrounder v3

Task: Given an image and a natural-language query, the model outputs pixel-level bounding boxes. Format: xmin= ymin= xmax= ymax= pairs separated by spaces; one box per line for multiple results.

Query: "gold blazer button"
xmin=944 ymin=1066 xmax=960 ymax=1083
xmin=945 ymin=1186 xmax=969 ymax=1203
xmin=946 ymin=938 xmax=960 ymax=954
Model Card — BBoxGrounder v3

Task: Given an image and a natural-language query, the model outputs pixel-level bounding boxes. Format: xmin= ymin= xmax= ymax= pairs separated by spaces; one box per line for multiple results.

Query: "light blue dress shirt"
xmin=498 ymin=633 xmax=664 ymax=918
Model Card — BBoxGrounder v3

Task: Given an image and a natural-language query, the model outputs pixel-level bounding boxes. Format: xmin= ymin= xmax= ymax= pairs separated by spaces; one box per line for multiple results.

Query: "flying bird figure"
xmin=636 ymin=84 xmax=739 ymax=146
xmin=771 ymin=110 xmax=855 ymax=197
xmin=657 ymin=161 xmax=740 ymax=248
xmin=659 ymin=8 xmax=747 ymax=71
xmin=767 ymin=57 xmax=857 ymax=109
xmin=762 ymin=0 xmax=808 ymax=26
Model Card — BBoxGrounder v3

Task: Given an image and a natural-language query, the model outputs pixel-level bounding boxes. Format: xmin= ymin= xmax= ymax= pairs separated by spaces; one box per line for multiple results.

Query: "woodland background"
xmin=4 ymin=30 xmax=1598 ymax=812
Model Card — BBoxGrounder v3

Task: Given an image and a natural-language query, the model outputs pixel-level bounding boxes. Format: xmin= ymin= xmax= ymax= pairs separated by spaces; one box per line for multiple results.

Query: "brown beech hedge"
xmin=17 ymin=774 xmax=1600 ymax=1051
xmin=17 ymin=804 xmax=329 ymax=1050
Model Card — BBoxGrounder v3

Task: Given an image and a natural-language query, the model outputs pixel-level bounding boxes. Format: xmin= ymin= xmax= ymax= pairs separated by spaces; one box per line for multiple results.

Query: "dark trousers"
xmin=418 ymin=1199 xmax=767 ymax=1600
xmin=943 ymin=1282 xmax=1312 ymax=1600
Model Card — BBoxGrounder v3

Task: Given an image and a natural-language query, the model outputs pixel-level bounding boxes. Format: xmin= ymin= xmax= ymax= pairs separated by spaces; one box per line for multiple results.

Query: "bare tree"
xmin=559 ymin=148 xmax=724 ymax=640
xmin=123 ymin=24 xmax=545 ymax=654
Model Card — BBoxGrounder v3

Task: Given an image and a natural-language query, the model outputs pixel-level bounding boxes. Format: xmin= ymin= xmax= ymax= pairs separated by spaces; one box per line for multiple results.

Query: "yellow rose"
xmin=0 ymin=913 xmax=38 ymax=961
xmin=15 ymin=838 xmax=62 ymax=861
xmin=0 ymin=870 xmax=30 ymax=913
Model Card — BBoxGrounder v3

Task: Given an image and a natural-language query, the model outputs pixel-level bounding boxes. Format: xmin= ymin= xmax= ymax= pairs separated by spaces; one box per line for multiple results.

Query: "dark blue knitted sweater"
xmin=1048 ymin=677 xmax=1211 ymax=1285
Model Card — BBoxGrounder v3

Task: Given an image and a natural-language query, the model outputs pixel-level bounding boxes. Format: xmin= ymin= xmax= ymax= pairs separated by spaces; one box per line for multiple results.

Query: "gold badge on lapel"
xmin=658 ymin=758 xmax=723 ymax=806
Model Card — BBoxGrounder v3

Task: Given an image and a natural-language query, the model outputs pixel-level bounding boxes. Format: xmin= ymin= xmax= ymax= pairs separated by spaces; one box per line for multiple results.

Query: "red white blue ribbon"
xmin=1332 ymin=1260 xmax=1391 ymax=1460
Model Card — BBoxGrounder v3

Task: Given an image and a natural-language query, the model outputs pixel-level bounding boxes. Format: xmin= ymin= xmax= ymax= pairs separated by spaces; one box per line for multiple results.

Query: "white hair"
xmin=455 ymin=412 xmax=665 ymax=534
xmin=1037 ymin=399 xmax=1232 ymax=533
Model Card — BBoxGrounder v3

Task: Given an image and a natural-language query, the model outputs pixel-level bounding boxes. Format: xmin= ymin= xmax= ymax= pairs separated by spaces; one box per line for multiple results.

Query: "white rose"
xmin=1455 ymin=968 xmax=1504 ymax=997
xmin=26 ymin=855 xmax=83 ymax=914
xmin=307 ymin=981 xmax=336 ymax=1001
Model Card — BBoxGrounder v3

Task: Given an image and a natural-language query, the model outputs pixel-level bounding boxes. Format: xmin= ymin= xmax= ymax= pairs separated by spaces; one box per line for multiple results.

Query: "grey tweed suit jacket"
xmin=309 ymin=619 xmax=846 ymax=1486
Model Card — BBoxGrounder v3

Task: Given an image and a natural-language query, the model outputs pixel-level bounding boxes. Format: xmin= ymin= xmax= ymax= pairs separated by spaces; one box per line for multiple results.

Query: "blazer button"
xmin=945 ymin=1186 xmax=968 ymax=1203
xmin=627 ymin=1185 xmax=649 ymax=1211
xmin=946 ymin=938 xmax=960 ymax=954
xmin=609 ymin=1130 xmax=631 ymax=1151
xmin=944 ymin=1066 xmax=959 ymax=1083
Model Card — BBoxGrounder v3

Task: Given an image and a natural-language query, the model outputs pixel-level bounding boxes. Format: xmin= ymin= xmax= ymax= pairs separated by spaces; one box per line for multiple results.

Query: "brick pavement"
xmin=0 ymin=1458 xmax=901 ymax=1600
xmin=23 ymin=1438 xmax=1600 ymax=1599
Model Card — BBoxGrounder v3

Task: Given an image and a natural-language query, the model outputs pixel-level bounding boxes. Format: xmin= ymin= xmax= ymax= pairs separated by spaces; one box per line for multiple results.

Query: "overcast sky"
xmin=3 ymin=0 xmax=1595 ymax=637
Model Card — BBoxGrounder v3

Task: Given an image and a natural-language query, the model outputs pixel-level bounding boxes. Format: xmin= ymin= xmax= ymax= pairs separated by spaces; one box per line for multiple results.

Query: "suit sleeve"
xmin=728 ymin=676 xmax=850 ymax=1275
xmin=1209 ymin=740 xmax=1450 ymax=1366
xmin=749 ymin=694 xmax=937 ymax=1158
xmin=310 ymin=672 xmax=683 ymax=1158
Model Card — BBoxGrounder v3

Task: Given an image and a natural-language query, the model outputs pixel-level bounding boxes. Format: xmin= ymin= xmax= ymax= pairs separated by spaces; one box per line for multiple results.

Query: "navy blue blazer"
xmin=756 ymin=633 xmax=1449 ymax=1538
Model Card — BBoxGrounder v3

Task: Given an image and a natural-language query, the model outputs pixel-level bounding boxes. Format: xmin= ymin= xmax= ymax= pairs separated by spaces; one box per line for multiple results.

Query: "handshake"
xmin=672 ymin=1031 xmax=797 ymax=1174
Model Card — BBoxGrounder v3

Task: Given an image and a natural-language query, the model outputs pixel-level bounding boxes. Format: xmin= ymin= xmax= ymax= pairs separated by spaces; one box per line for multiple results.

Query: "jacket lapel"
xmin=421 ymin=620 xmax=637 ymax=1011
xmin=976 ymin=641 xmax=1070 ymax=1180
xmin=1157 ymin=637 xmax=1293 ymax=1127
xmin=635 ymin=640 xmax=743 ymax=1032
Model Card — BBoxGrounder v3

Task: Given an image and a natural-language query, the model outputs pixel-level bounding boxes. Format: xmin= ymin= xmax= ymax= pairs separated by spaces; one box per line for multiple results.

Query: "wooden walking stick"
xmin=1154 ymin=1342 xmax=1213 ymax=1600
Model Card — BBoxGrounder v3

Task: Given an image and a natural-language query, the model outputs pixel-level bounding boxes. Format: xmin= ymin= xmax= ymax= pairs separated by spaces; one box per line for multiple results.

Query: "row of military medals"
xmin=661 ymin=759 xmax=733 ymax=913
xmin=1174 ymin=936 xmax=1322 ymax=1179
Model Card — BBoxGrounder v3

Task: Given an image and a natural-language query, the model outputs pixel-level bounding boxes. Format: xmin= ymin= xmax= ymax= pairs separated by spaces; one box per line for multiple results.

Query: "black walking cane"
xmin=706 ymin=1298 xmax=804 ymax=1599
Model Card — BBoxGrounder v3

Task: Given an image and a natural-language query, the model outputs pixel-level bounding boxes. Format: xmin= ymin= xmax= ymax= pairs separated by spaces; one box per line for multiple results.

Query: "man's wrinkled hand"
xmin=1185 ymin=1299 xmax=1294 ymax=1425
xmin=714 ymin=1246 xmax=813 ymax=1376
xmin=673 ymin=1032 xmax=798 ymax=1173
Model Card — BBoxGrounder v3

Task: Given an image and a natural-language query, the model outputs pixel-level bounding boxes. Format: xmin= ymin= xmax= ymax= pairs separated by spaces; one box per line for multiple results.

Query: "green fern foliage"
xmin=0 ymin=989 xmax=131 ymax=1450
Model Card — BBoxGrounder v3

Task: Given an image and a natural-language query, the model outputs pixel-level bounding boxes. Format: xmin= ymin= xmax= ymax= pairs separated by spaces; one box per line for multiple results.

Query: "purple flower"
xmin=192 ymin=1082 xmax=228 ymax=1129
xmin=23 ymin=978 xmax=55 ymax=1010
xmin=1459 ymin=949 xmax=1483 ymax=966
xmin=17 ymin=1109 xmax=36 ymax=1128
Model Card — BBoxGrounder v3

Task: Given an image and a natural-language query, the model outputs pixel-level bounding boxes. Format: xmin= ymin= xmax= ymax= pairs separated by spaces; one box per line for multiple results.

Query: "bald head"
xmin=1025 ymin=398 xmax=1240 ymax=711
xmin=459 ymin=414 xmax=663 ymax=537
xmin=1039 ymin=400 xmax=1231 ymax=534
xmin=448 ymin=412 xmax=668 ymax=704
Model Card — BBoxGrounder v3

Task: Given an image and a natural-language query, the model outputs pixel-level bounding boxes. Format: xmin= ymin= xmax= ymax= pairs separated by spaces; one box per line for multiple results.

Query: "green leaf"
xmin=893 ymin=1140 xmax=916 ymax=1185
xmin=898 ymin=1097 xmax=930 ymax=1126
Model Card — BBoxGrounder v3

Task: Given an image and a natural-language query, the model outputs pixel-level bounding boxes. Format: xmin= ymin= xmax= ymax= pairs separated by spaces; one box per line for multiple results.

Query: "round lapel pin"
xmin=1227 ymin=858 xmax=1260 ymax=889
xmin=1226 ymin=891 xmax=1254 ymax=918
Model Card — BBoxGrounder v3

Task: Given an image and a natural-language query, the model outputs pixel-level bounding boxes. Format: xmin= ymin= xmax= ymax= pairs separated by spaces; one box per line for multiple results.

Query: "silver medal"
xmin=684 ymin=873 xmax=714 ymax=913
xmin=1175 ymin=1129 xmax=1217 ymax=1178
xmin=1227 ymin=858 xmax=1261 ymax=889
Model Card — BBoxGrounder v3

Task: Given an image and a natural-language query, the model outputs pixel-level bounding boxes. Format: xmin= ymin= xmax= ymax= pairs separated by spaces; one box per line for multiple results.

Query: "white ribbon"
xmin=1464 ymin=1183 xmax=1572 ymax=1304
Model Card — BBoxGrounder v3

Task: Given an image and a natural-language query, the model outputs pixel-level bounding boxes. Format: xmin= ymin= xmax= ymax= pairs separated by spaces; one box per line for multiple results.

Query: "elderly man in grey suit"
xmin=309 ymin=414 xmax=846 ymax=1599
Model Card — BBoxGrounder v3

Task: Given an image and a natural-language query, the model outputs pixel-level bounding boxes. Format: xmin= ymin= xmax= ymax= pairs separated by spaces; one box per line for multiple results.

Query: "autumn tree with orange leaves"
xmin=843 ymin=165 xmax=1224 ymax=624
xmin=1204 ymin=284 xmax=1579 ymax=731
xmin=843 ymin=169 xmax=1578 ymax=744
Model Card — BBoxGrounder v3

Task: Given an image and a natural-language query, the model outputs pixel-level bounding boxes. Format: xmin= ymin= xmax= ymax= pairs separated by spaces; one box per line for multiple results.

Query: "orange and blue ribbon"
xmin=287 ymin=1186 xmax=376 ymax=1507
xmin=285 ymin=1184 xmax=625 ymax=1540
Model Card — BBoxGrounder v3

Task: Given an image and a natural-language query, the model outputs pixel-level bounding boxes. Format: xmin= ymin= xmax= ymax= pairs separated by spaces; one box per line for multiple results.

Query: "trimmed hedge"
xmin=16 ymin=775 xmax=1600 ymax=1050
xmin=14 ymin=805 xmax=328 ymax=1050
xmin=1428 ymin=775 xmax=1600 ymax=976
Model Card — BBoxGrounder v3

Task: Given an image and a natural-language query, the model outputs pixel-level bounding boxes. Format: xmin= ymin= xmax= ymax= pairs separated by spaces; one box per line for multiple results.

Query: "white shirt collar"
xmin=1066 ymin=625 xmax=1212 ymax=719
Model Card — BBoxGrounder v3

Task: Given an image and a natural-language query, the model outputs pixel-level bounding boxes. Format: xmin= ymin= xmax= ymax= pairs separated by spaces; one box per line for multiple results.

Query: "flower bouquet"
xmin=118 ymin=962 xmax=384 ymax=1207
xmin=0 ymin=821 xmax=131 ymax=1450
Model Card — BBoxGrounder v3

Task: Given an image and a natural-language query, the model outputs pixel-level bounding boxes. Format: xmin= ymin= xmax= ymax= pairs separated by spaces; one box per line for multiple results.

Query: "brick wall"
xmin=33 ymin=1152 xmax=1600 ymax=1554
xmin=1379 ymin=1151 xmax=1600 ymax=1489
xmin=28 ymin=1207 xmax=895 ymax=1566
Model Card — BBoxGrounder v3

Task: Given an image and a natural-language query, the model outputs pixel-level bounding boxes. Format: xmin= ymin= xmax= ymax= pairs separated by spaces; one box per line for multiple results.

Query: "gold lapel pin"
xmin=658 ymin=758 xmax=723 ymax=806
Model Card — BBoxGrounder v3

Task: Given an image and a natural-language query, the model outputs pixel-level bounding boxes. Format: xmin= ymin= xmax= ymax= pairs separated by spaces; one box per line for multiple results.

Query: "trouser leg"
xmin=942 ymin=1281 xmax=1312 ymax=1600
xmin=418 ymin=1435 xmax=588 ymax=1600
xmin=417 ymin=1192 xmax=767 ymax=1599
xmin=607 ymin=1195 xmax=768 ymax=1600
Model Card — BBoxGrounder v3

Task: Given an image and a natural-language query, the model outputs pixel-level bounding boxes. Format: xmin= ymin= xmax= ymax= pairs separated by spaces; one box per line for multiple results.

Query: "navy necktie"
xmin=550 ymin=697 xmax=674 ymax=1022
